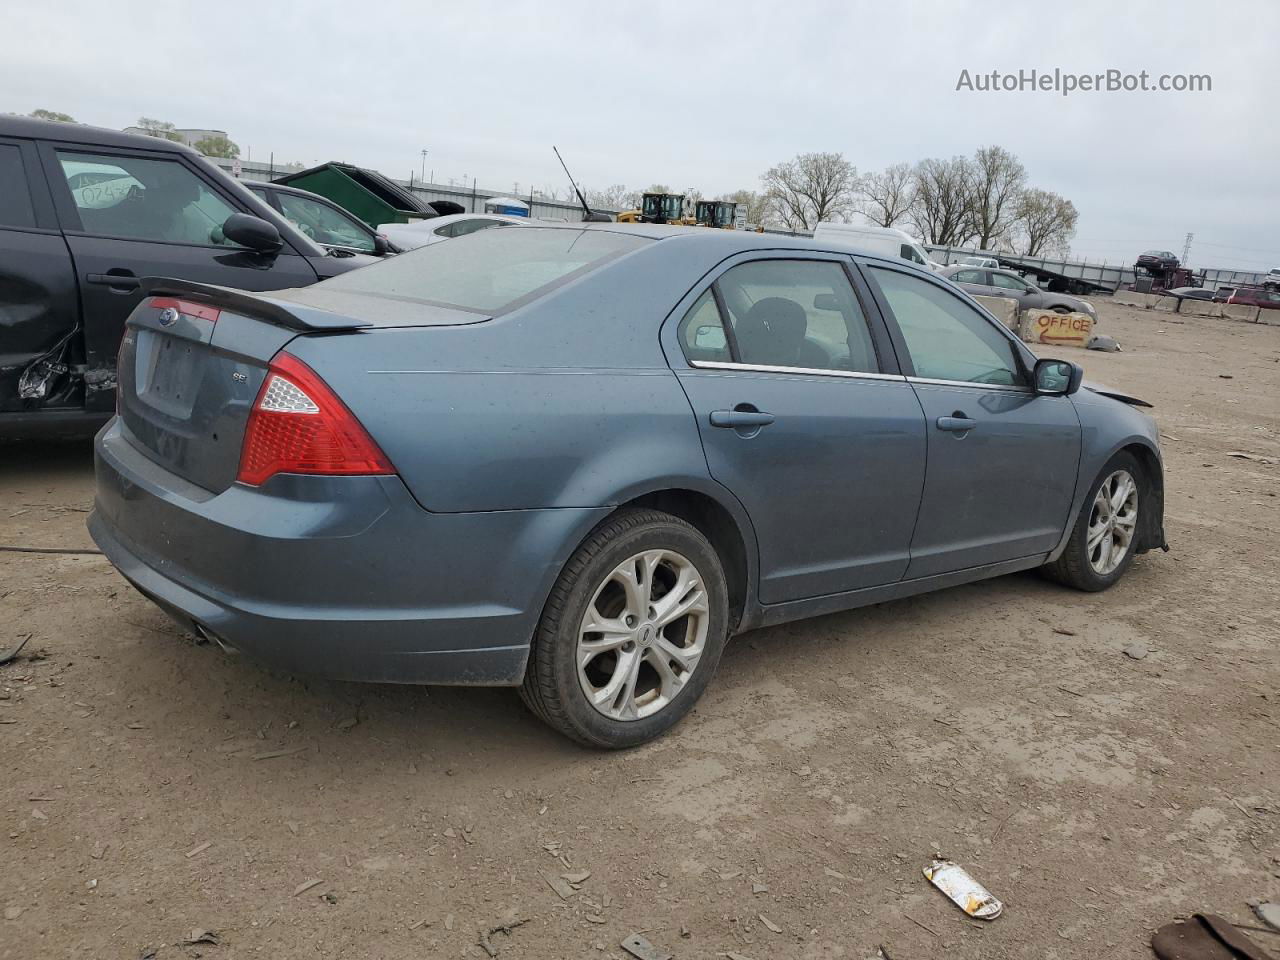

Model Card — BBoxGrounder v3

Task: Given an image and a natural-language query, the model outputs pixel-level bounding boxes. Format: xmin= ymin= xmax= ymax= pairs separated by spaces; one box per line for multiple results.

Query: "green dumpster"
xmin=273 ymin=162 xmax=440 ymax=228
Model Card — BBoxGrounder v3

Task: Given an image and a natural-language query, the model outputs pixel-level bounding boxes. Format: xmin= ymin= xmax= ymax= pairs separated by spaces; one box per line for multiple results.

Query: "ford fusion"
xmin=90 ymin=225 xmax=1166 ymax=747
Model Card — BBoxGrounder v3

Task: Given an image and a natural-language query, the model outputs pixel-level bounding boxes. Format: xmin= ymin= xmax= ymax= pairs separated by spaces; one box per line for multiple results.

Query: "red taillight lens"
xmin=236 ymin=352 xmax=393 ymax=486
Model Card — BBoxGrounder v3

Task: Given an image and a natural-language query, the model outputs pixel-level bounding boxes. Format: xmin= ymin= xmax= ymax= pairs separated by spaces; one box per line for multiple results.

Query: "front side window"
xmin=990 ymin=272 xmax=1030 ymax=292
xmin=899 ymin=243 xmax=926 ymax=265
xmin=953 ymin=270 xmax=986 ymax=284
xmin=692 ymin=259 xmax=879 ymax=373
xmin=870 ymin=267 xmax=1023 ymax=386
xmin=0 ymin=144 xmax=35 ymax=228
xmin=56 ymin=151 xmax=239 ymax=247
xmin=275 ymin=192 xmax=374 ymax=252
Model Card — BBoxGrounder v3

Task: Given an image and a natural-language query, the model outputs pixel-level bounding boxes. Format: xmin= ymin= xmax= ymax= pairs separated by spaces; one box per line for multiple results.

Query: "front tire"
xmin=520 ymin=509 xmax=729 ymax=748
xmin=1042 ymin=452 xmax=1143 ymax=591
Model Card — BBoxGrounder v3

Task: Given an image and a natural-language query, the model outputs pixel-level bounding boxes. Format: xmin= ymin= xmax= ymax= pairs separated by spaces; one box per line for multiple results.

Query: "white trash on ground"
xmin=923 ymin=858 xmax=1003 ymax=920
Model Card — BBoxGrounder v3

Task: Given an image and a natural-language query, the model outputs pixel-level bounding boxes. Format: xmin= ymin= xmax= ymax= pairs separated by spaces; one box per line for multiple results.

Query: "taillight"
xmin=237 ymin=352 xmax=393 ymax=486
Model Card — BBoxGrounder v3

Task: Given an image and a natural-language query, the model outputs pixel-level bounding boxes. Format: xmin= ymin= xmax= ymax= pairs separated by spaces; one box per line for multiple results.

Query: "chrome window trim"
xmin=687 ymin=360 xmax=907 ymax=382
xmin=907 ymin=376 xmax=1031 ymax=393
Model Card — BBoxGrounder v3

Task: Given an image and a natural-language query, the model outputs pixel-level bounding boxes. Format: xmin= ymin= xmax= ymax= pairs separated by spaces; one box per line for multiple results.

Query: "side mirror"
xmin=1033 ymin=358 xmax=1084 ymax=396
xmin=372 ymin=233 xmax=393 ymax=256
xmin=222 ymin=213 xmax=283 ymax=253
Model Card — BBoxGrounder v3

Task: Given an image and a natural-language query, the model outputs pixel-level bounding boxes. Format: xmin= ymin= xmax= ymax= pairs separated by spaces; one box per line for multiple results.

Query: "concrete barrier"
xmin=1111 ymin=291 xmax=1147 ymax=308
xmin=1221 ymin=303 xmax=1261 ymax=323
xmin=1178 ymin=300 xmax=1222 ymax=318
xmin=1019 ymin=309 xmax=1094 ymax=348
xmin=1150 ymin=296 xmax=1181 ymax=312
xmin=973 ymin=295 xmax=1020 ymax=331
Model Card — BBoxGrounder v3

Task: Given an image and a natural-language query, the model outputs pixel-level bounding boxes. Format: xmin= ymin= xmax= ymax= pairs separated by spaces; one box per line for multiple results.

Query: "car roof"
xmin=379 ymin=212 xmax=533 ymax=232
xmin=0 ymin=115 xmax=196 ymax=154
xmin=246 ymin=180 xmax=329 ymax=199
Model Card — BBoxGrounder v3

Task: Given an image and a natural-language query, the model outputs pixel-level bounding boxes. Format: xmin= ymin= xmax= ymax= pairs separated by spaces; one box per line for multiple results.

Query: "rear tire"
xmin=1042 ymin=451 xmax=1144 ymax=591
xmin=520 ymin=509 xmax=729 ymax=748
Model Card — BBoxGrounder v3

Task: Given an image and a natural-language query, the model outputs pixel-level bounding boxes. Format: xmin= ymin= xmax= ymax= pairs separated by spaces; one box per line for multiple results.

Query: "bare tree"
xmin=1011 ymin=188 xmax=1078 ymax=257
xmin=584 ymin=184 xmax=633 ymax=212
xmin=968 ymin=145 xmax=1026 ymax=250
xmin=909 ymin=156 xmax=976 ymax=247
xmin=859 ymin=162 xmax=914 ymax=228
xmin=760 ymin=152 xmax=859 ymax=230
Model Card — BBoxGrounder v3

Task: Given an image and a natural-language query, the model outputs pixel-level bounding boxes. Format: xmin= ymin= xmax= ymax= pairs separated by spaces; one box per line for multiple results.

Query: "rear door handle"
xmin=936 ymin=415 xmax=977 ymax=432
xmin=710 ymin=409 xmax=776 ymax=428
xmin=87 ymin=272 xmax=140 ymax=290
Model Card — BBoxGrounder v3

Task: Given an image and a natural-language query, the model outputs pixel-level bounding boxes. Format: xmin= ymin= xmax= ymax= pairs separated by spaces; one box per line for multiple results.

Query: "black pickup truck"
xmin=0 ymin=117 xmax=371 ymax=438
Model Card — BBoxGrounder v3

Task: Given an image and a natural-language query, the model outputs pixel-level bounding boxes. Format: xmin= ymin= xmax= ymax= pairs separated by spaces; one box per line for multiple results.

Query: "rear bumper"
xmin=89 ymin=419 xmax=610 ymax=685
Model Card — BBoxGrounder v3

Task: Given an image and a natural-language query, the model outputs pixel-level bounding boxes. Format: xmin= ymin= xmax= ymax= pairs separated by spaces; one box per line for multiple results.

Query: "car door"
xmin=39 ymin=143 xmax=321 ymax=412
xmin=862 ymin=262 xmax=1081 ymax=579
xmin=951 ymin=268 xmax=995 ymax=297
xmin=666 ymin=254 xmax=927 ymax=603
xmin=989 ymin=270 xmax=1038 ymax=308
xmin=0 ymin=137 xmax=81 ymax=413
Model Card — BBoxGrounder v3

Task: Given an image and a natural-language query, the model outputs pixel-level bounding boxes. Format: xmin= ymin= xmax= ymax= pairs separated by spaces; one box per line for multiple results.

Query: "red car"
xmin=1227 ymin=286 xmax=1280 ymax=310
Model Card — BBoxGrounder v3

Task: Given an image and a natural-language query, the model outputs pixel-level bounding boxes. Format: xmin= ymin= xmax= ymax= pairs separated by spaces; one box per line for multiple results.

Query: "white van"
xmin=812 ymin=223 xmax=941 ymax=270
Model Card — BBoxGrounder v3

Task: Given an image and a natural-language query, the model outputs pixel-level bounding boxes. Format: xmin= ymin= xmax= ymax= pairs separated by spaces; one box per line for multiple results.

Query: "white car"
xmin=376 ymin=213 xmax=528 ymax=252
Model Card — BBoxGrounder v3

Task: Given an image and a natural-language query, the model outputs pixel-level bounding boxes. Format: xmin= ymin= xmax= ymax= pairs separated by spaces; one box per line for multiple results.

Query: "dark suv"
xmin=0 ymin=117 xmax=370 ymax=438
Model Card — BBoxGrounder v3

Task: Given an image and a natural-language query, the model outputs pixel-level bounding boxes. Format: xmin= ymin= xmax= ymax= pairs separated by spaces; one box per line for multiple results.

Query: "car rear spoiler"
xmin=139 ymin=277 xmax=373 ymax=332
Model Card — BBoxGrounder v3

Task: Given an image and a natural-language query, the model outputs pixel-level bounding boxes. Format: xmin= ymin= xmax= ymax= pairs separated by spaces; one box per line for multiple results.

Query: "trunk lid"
xmin=117 ymin=279 xmax=372 ymax=494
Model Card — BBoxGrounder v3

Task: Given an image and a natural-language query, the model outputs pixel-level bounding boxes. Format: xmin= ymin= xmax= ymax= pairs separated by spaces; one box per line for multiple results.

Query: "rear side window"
xmin=871 ymin=267 xmax=1022 ymax=386
xmin=55 ymin=151 xmax=239 ymax=247
xmin=678 ymin=259 xmax=880 ymax=374
xmin=322 ymin=227 xmax=648 ymax=313
xmin=0 ymin=145 xmax=36 ymax=228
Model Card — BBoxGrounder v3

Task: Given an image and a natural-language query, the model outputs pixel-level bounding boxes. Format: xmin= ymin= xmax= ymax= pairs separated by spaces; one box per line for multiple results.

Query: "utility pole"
xmin=420 ymin=149 xmax=429 ymax=184
xmin=1182 ymin=232 xmax=1194 ymax=266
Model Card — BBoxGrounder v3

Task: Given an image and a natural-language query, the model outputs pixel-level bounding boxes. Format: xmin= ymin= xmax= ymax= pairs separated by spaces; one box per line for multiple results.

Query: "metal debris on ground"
xmin=1123 ymin=643 xmax=1150 ymax=661
xmin=1087 ymin=334 xmax=1121 ymax=352
xmin=1228 ymin=451 xmax=1276 ymax=464
xmin=923 ymin=858 xmax=1003 ymax=920
xmin=181 ymin=929 xmax=220 ymax=946
xmin=185 ymin=841 xmax=212 ymax=858
xmin=759 ymin=914 xmax=783 ymax=933
xmin=621 ymin=933 xmax=673 ymax=960
xmin=543 ymin=872 xmax=577 ymax=900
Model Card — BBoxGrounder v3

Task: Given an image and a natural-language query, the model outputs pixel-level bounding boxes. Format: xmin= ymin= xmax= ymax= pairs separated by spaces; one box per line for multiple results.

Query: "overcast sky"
xmin=6 ymin=0 xmax=1278 ymax=269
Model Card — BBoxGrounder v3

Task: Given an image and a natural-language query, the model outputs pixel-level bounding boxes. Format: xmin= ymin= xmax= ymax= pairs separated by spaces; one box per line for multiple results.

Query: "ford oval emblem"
xmin=158 ymin=306 xmax=179 ymax=327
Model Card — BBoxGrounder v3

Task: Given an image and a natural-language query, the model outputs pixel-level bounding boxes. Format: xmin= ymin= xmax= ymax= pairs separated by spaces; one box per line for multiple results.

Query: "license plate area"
xmin=135 ymin=328 xmax=202 ymax=419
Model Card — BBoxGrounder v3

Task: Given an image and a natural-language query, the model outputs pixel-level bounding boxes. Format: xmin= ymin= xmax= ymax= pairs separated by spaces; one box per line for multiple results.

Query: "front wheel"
xmin=520 ymin=509 xmax=729 ymax=748
xmin=1042 ymin=452 xmax=1143 ymax=591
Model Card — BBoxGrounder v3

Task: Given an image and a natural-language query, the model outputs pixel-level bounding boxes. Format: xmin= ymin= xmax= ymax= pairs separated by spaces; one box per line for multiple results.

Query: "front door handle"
xmin=87 ymin=271 xmax=140 ymax=291
xmin=710 ymin=409 xmax=776 ymax=429
xmin=936 ymin=415 xmax=977 ymax=432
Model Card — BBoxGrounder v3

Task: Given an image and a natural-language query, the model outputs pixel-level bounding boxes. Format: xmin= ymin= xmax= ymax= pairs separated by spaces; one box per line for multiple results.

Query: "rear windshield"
xmin=321 ymin=227 xmax=648 ymax=313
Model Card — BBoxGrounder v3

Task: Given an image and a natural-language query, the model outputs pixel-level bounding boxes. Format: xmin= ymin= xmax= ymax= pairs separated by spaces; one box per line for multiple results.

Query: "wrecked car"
xmin=89 ymin=224 xmax=1167 ymax=748
xmin=0 ymin=117 xmax=369 ymax=437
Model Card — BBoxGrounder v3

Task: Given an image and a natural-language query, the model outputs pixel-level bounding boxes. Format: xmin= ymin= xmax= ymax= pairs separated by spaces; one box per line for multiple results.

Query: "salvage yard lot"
xmin=2 ymin=300 xmax=1277 ymax=960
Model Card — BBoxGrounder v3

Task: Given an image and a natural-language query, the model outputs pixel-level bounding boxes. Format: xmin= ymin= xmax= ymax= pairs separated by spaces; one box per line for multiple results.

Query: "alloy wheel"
xmin=1087 ymin=469 xmax=1139 ymax=575
xmin=576 ymin=549 xmax=709 ymax=721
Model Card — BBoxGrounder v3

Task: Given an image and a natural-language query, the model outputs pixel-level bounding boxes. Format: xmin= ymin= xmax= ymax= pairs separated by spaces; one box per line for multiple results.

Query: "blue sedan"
xmin=89 ymin=225 xmax=1166 ymax=747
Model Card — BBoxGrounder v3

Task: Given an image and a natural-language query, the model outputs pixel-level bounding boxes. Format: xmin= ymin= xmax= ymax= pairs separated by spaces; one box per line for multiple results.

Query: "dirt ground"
xmin=2 ymin=300 xmax=1278 ymax=960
